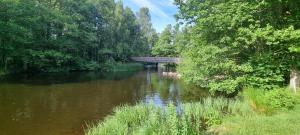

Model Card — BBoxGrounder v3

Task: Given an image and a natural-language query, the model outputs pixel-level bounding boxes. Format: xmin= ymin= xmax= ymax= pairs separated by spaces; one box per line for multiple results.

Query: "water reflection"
xmin=0 ymin=69 xmax=207 ymax=135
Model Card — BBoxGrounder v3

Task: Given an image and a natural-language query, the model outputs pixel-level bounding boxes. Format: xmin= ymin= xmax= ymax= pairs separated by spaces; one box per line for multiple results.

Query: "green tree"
xmin=152 ymin=24 xmax=176 ymax=57
xmin=175 ymin=0 xmax=300 ymax=94
xmin=0 ymin=0 xmax=152 ymax=73
xmin=137 ymin=7 xmax=158 ymax=54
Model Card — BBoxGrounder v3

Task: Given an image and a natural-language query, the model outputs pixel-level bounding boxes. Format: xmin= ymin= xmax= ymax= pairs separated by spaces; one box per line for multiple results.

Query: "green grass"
xmin=86 ymin=89 xmax=300 ymax=135
xmin=214 ymin=92 xmax=300 ymax=135
xmin=86 ymin=98 xmax=251 ymax=135
xmin=219 ymin=104 xmax=300 ymax=135
xmin=241 ymin=87 xmax=271 ymax=114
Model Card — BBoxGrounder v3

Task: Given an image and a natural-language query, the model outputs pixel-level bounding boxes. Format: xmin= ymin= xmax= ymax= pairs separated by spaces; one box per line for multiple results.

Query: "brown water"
xmin=0 ymin=69 xmax=206 ymax=135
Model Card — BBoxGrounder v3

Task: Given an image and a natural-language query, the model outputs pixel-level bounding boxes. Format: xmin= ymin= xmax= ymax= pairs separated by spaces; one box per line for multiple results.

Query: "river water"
xmin=0 ymin=69 xmax=206 ymax=135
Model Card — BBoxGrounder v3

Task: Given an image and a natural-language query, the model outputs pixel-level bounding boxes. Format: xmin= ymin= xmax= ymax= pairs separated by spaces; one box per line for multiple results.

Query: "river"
xmin=0 ymin=69 xmax=207 ymax=135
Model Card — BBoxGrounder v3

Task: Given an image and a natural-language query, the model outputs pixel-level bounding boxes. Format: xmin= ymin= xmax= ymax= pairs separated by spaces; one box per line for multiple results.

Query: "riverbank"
xmin=219 ymin=104 xmax=300 ymax=135
xmin=86 ymin=88 xmax=299 ymax=135
xmin=0 ymin=63 xmax=144 ymax=76
xmin=106 ymin=63 xmax=144 ymax=72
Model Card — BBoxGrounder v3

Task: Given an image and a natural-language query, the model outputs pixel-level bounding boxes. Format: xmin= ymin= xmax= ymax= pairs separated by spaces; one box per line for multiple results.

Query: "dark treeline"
xmin=0 ymin=0 xmax=157 ymax=73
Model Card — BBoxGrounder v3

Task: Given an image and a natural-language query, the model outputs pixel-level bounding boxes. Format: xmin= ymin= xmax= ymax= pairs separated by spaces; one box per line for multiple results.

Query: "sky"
xmin=122 ymin=0 xmax=178 ymax=33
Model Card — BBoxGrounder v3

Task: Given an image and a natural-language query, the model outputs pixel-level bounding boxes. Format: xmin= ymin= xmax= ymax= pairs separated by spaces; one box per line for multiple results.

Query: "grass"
xmin=214 ymin=91 xmax=300 ymax=135
xmin=241 ymin=87 xmax=271 ymax=114
xmin=86 ymin=88 xmax=300 ymax=135
xmin=219 ymin=104 xmax=300 ymax=135
xmin=86 ymin=98 xmax=251 ymax=135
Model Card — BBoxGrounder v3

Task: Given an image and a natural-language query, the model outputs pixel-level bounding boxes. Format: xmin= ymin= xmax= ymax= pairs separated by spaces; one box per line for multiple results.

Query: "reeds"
xmin=86 ymin=97 xmax=252 ymax=135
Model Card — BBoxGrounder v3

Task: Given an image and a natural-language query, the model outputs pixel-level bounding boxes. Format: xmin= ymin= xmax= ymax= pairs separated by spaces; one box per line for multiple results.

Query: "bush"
xmin=264 ymin=89 xmax=296 ymax=110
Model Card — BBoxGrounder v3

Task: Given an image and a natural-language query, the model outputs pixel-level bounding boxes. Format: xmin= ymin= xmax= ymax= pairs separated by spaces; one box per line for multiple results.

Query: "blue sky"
xmin=122 ymin=0 xmax=178 ymax=33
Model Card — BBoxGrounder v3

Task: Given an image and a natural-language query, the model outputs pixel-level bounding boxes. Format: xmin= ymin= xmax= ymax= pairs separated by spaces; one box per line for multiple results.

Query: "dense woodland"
xmin=174 ymin=0 xmax=300 ymax=94
xmin=0 ymin=0 xmax=157 ymax=73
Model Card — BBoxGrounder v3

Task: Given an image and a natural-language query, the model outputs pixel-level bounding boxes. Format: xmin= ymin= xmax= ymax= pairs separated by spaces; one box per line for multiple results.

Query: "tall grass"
xmin=86 ymin=88 xmax=299 ymax=135
xmin=242 ymin=87 xmax=297 ymax=114
xmin=86 ymin=98 xmax=252 ymax=135
xmin=242 ymin=87 xmax=269 ymax=114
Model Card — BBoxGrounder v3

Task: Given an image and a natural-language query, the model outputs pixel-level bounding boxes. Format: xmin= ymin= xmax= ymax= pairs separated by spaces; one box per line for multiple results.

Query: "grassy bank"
xmin=86 ymin=98 xmax=252 ymax=135
xmin=219 ymin=104 xmax=300 ymax=135
xmin=86 ymin=88 xmax=299 ymax=135
xmin=213 ymin=89 xmax=300 ymax=135
xmin=105 ymin=63 xmax=144 ymax=72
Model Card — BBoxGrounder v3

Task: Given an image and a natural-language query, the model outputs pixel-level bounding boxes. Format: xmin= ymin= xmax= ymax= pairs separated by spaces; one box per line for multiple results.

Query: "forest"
xmin=0 ymin=0 xmax=157 ymax=73
xmin=176 ymin=0 xmax=300 ymax=94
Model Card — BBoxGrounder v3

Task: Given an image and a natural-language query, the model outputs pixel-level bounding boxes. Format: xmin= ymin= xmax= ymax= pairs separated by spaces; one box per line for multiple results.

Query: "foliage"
xmin=0 ymin=0 xmax=153 ymax=73
xmin=175 ymin=0 xmax=300 ymax=94
xmin=242 ymin=87 xmax=297 ymax=114
xmin=264 ymin=88 xmax=296 ymax=110
xmin=152 ymin=24 xmax=190 ymax=57
xmin=86 ymin=98 xmax=252 ymax=135
xmin=152 ymin=24 xmax=176 ymax=57
xmin=137 ymin=7 xmax=158 ymax=54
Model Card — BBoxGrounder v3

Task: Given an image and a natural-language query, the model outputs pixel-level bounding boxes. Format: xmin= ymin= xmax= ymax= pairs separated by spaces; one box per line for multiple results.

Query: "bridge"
xmin=131 ymin=57 xmax=181 ymax=64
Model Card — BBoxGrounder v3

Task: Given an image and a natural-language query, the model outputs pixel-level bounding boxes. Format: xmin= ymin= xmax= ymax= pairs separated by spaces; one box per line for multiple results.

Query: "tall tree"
xmin=175 ymin=0 xmax=300 ymax=94
xmin=137 ymin=7 xmax=158 ymax=54
xmin=152 ymin=24 xmax=176 ymax=57
xmin=0 ymin=0 xmax=152 ymax=73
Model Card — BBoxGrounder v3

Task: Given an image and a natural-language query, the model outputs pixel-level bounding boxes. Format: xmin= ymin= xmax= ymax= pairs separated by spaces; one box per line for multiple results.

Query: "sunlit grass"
xmin=220 ymin=104 xmax=300 ymax=135
xmin=86 ymin=88 xmax=300 ymax=135
xmin=86 ymin=98 xmax=251 ymax=135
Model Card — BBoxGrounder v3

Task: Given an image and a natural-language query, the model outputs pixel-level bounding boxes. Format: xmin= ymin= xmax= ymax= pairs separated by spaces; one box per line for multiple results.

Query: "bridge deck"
xmin=131 ymin=57 xmax=180 ymax=64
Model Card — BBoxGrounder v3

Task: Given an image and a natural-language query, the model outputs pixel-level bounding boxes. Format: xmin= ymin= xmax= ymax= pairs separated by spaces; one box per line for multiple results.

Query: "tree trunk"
xmin=290 ymin=69 xmax=299 ymax=93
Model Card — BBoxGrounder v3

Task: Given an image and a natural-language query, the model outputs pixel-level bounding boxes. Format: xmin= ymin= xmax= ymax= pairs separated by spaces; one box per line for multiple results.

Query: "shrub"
xmin=264 ymin=89 xmax=296 ymax=110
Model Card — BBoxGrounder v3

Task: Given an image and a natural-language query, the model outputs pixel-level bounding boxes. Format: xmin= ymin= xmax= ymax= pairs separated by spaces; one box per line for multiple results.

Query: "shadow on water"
xmin=0 ymin=68 xmax=208 ymax=135
xmin=0 ymin=71 xmax=138 ymax=85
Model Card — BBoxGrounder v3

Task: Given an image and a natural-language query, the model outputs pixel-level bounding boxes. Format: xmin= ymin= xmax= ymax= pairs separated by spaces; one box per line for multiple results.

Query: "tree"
xmin=137 ymin=7 xmax=158 ymax=54
xmin=152 ymin=24 xmax=176 ymax=57
xmin=175 ymin=0 xmax=300 ymax=94
xmin=0 ymin=0 xmax=152 ymax=73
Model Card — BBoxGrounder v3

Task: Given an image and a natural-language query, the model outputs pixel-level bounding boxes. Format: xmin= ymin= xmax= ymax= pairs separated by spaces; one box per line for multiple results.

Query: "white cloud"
xmin=131 ymin=0 xmax=170 ymax=18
